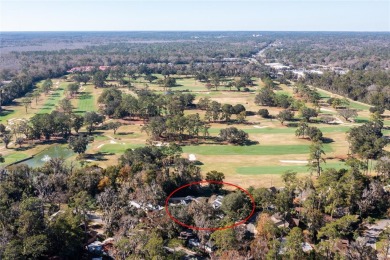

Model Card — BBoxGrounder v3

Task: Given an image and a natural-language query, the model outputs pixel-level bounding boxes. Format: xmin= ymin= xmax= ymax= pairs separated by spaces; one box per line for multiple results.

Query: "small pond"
xmin=21 ymin=145 xmax=74 ymax=168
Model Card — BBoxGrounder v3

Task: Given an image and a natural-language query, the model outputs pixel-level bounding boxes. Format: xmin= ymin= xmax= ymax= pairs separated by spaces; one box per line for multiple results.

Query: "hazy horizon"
xmin=1 ymin=0 xmax=389 ymax=32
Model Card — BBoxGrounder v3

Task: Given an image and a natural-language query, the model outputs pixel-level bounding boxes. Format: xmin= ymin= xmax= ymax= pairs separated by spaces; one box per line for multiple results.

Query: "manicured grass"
xmin=113 ymin=132 xmax=142 ymax=139
xmin=318 ymin=126 xmax=351 ymax=133
xmin=354 ymin=117 xmax=369 ymax=124
xmin=0 ymin=108 xmax=17 ymax=123
xmin=75 ymin=84 xmax=96 ymax=113
xmin=0 ymin=152 xmax=30 ymax=166
xmin=38 ymin=85 xmax=66 ymax=114
xmin=316 ymin=88 xmax=371 ymax=110
xmin=236 ymin=161 xmax=346 ymax=175
xmin=98 ymin=143 xmax=143 ymax=154
xmin=93 ymin=135 xmax=110 ymax=141
xmin=182 ymin=144 xmax=332 ymax=156
xmin=0 ymin=80 xmax=53 ymax=123
xmin=349 ymin=101 xmax=371 ymax=110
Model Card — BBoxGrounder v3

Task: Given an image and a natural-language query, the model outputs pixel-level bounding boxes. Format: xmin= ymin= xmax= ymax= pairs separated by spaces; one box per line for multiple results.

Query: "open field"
xmin=1 ymin=74 xmax=389 ymax=187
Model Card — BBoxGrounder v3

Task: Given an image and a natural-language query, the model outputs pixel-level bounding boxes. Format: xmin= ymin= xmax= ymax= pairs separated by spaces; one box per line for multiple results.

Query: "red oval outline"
xmin=165 ymin=180 xmax=256 ymax=231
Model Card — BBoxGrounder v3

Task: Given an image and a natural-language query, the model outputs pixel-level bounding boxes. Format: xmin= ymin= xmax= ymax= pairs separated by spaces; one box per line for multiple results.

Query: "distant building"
xmin=67 ymin=65 xmax=111 ymax=73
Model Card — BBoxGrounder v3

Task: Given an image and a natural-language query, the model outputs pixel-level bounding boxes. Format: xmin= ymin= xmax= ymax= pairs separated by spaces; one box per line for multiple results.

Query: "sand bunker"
xmin=253 ymin=125 xmax=268 ymax=128
xmin=279 ymin=160 xmax=308 ymax=164
xmin=188 ymin=154 xmax=197 ymax=161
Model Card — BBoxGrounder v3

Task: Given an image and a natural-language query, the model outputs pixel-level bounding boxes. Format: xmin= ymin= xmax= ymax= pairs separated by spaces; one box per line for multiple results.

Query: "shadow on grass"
xmin=79 ymin=92 xmax=92 ymax=100
xmin=354 ymin=118 xmax=369 ymax=124
xmin=243 ymin=140 xmax=260 ymax=146
xmin=39 ymin=138 xmax=68 ymax=145
xmin=14 ymin=146 xmax=33 ymax=151
xmin=286 ymin=122 xmax=299 ymax=128
xmin=322 ymin=137 xmax=335 ymax=144
xmin=43 ymin=104 xmax=55 ymax=107
xmin=116 ymin=132 xmax=134 ymax=135
xmin=193 ymin=161 xmax=204 ymax=166
xmin=84 ymin=152 xmax=108 ymax=161
xmin=0 ymin=109 xmax=15 ymax=117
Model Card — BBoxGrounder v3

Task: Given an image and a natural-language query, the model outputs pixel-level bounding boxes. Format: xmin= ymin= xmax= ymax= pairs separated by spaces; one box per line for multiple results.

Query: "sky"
xmin=0 ymin=0 xmax=389 ymax=31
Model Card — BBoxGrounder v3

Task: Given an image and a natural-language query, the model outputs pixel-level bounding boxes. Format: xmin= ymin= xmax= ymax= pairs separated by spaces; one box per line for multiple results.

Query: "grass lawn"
xmin=74 ymin=84 xmax=96 ymax=113
xmin=0 ymin=152 xmax=30 ymax=166
xmin=0 ymin=80 xmax=63 ymax=123
xmin=236 ymin=161 xmax=345 ymax=175
xmin=317 ymin=89 xmax=331 ymax=99
xmin=38 ymin=84 xmax=67 ymax=114
xmin=182 ymin=144 xmax=332 ymax=156
xmin=349 ymin=101 xmax=371 ymax=110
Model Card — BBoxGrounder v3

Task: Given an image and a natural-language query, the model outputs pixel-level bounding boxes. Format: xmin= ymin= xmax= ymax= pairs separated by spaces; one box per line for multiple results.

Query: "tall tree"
xmin=84 ymin=111 xmax=104 ymax=135
xmin=205 ymin=171 xmax=225 ymax=192
xmin=308 ymin=141 xmax=326 ymax=176
xmin=285 ymin=227 xmax=305 ymax=260
xmin=92 ymin=71 xmax=107 ymax=88
xmin=277 ymin=109 xmax=294 ymax=125
xmin=42 ymin=79 xmax=53 ymax=95
xmin=338 ymin=108 xmax=358 ymax=121
xmin=68 ymin=135 xmax=89 ymax=154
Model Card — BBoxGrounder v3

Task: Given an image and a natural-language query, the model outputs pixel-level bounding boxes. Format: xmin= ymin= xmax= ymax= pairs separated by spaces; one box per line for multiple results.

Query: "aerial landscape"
xmin=0 ymin=0 xmax=389 ymax=259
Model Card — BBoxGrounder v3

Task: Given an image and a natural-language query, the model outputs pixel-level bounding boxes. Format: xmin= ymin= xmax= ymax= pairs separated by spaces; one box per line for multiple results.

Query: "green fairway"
xmin=38 ymin=85 xmax=66 ymax=114
xmin=349 ymin=101 xmax=371 ymax=110
xmin=0 ymin=108 xmax=17 ymax=123
xmin=318 ymin=126 xmax=351 ymax=133
xmin=236 ymin=161 xmax=346 ymax=175
xmin=75 ymin=85 xmax=96 ymax=113
xmin=354 ymin=117 xmax=369 ymax=124
xmin=182 ymin=144 xmax=332 ymax=156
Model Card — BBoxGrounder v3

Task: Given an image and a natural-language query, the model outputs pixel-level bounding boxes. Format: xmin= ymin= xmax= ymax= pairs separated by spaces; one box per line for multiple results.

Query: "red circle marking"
xmin=165 ymin=180 xmax=256 ymax=231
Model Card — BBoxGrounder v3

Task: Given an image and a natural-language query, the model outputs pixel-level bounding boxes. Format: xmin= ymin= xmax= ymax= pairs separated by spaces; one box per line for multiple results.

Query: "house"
xmin=130 ymin=200 xmax=141 ymax=209
xmin=87 ymin=241 xmax=103 ymax=254
xmin=279 ymin=238 xmax=314 ymax=255
xmin=188 ymin=238 xmax=200 ymax=247
xmin=246 ymin=223 xmax=257 ymax=235
xmin=212 ymin=195 xmax=224 ymax=209
xmin=129 ymin=200 xmax=164 ymax=212
xmin=205 ymin=240 xmax=216 ymax=253
xmin=270 ymin=213 xmax=289 ymax=228
xmin=179 ymin=230 xmax=195 ymax=240
xmin=302 ymin=242 xmax=313 ymax=252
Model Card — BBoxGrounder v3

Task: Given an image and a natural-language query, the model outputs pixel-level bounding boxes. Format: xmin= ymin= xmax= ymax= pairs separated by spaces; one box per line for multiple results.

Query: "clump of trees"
xmin=219 ymin=127 xmax=249 ymax=145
